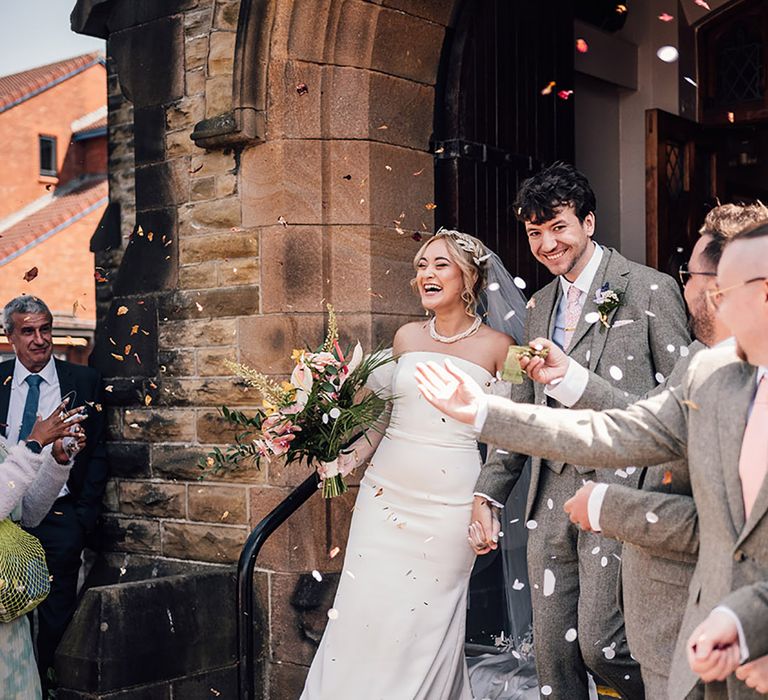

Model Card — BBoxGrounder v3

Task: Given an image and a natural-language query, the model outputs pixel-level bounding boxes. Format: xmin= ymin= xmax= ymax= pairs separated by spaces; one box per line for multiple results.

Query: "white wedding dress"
xmin=301 ymin=351 xmax=494 ymax=700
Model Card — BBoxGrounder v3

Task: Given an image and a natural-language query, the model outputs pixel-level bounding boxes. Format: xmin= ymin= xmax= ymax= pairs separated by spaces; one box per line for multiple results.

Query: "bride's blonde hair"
xmin=411 ymin=229 xmax=489 ymax=316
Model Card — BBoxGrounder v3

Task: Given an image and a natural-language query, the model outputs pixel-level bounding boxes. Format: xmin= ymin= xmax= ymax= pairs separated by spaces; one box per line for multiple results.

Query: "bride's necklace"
xmin=428 ymin=315 xmax=482 ymax=344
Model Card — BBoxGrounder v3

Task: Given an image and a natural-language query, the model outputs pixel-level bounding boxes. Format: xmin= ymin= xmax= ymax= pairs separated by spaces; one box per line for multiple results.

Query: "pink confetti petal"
xmin=658 ymin=13 xmax=674 ymax=21
xmin=694 ymin=0 xmax=710 ymax=8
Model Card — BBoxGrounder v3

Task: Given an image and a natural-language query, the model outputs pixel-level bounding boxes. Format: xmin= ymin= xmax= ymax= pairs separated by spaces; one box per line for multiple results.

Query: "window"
xmin=39 ymin=135 xmax=57 ymax=177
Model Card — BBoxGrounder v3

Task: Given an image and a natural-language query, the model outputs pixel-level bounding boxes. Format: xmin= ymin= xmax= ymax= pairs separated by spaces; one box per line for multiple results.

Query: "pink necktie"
xmin=739 ymin=376 xmax=768 ymax=519
xmin=563 ymin=285 xmax=583 ymax=351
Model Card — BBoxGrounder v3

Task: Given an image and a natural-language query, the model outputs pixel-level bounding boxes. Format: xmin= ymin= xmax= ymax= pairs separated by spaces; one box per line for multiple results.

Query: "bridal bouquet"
xmin=203 ymin=305 xmax=392 ymax=498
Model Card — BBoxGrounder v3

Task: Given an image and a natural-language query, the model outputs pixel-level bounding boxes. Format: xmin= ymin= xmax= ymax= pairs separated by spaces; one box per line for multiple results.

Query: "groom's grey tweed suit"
xmin=476 ymin=248 xmax=690 ymax=700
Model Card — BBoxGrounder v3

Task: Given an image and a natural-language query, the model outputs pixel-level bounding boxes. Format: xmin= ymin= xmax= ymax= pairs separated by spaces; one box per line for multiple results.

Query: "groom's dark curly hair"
xmin=513 ymin=161 xmax=597 ymax=225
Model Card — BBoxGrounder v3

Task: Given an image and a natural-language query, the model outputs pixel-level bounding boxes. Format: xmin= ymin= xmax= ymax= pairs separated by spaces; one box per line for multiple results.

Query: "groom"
xmin=473 ymin=162 xmax=690 ymax=699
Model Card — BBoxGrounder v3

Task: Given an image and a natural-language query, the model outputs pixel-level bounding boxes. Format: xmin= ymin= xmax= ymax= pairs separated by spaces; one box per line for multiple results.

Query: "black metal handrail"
xmin=237 ymin=471 xmax=320 ymax=700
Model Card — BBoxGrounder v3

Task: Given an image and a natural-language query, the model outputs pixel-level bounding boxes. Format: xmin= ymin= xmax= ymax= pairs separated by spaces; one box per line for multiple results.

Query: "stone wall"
xmin=74 ymin=0 xmax=462 ymax=695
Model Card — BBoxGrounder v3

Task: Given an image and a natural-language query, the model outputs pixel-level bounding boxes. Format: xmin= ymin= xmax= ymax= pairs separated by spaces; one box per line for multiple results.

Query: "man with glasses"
xmin=495 ymin=203 xmax=764 ymax=697
xmin=416 ymin=216 xmax=768 ymax=699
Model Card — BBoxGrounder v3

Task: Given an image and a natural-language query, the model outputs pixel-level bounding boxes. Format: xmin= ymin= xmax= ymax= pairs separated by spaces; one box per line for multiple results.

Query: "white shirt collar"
xmin=713 ymin=336 xmax=736 ymax=349
xmin=13 ymin=356 xmax=57 ymax=388
xmin=559 ymin=242 xmax=603 ymax=298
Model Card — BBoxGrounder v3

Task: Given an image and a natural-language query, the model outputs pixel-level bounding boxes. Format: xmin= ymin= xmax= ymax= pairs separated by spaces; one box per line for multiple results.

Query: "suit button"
xmin=733 ymin=549 xmax=746 ymax=562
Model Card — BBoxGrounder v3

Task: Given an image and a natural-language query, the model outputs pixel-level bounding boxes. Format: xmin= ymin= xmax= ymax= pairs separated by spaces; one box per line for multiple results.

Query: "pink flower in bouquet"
xmin=305 ymin=351 xmax=341 ymax=373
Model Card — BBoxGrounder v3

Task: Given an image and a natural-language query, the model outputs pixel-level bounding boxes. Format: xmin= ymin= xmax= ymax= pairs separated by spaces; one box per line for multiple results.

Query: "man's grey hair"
xmin=3 ymin=296 xmax=53 ymax=334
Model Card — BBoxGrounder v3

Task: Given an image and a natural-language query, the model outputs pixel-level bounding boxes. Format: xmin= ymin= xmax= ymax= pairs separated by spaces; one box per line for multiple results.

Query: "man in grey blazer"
xmin=415 ymin=220 xmax=768 ymax=700
xmin=472 ymin=162 xmax=690 ymax=699
xmin=514 ymin=204 xmax=768 ymax=698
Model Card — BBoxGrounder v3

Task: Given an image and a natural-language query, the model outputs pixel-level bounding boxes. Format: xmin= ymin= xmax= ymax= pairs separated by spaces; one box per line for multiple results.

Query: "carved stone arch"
xmin=191 ymin=0 xmax=277 ymax=148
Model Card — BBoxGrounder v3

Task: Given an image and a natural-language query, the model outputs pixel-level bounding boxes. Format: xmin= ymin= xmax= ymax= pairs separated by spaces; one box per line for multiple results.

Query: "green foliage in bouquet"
xmin=200 ymin=305 xmax=394 ymax=498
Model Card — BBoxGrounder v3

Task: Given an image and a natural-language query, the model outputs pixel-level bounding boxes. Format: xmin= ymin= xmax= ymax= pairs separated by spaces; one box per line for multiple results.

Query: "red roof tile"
xmin=0 ymin=177 xmax=108 ymax=264
xmin=73 ymin=114 xmax=108 ymax=139
xmin=0 ymin=53 xmax=104 ymax=113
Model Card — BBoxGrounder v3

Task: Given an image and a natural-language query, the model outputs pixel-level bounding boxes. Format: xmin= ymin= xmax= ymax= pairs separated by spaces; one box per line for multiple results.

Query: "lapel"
xmin=735 ymin=368 xmax=768 ymax=546
xmin=531 ymin=279 xmax=560 ymax=343
xmin=0 ymin=360 xmax=14 ymax=438
xmin=55 ymin=359 xmax=79 ymax=407
xmin=717 ymin=363 xmax=755 ymax=537
xmin=565 ymin=248 xmax=626 ymax=359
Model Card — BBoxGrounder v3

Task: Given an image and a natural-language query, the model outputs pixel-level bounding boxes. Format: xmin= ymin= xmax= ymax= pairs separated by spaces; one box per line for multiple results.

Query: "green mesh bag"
xmin=0 ymin=518 xmax=50 ymax=623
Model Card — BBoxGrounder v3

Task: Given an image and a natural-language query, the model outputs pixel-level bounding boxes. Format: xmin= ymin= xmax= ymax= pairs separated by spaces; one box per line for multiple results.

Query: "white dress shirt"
xmin=7 ymin=357 xmax=68 ymax=497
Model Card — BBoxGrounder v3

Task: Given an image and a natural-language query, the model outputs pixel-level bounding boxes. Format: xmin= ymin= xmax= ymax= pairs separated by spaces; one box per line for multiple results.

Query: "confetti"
xmin=603 ymin=644 xmax=617 ymax=660
xmin=424 ymin=202 xmax=437 ymax=211
xmin=541 ymin=81 xmax=556 ymax=96
xmin=592 ymin=546 xmax=600 ymax=555
xmin=23 ymin=267 xmax=39 ymax=282
xmin=327 ymin=608 xmax=339 ymax=620
xmin=543 ymin=569 xmax=556 ymax=597
xmin=413 ymin=168 xmax=425 ymax=176
xmin=684 ymin=76 xmax=698 ymax=87
xmin=296 ymin=82 xmax=309 ymax=95
xmin=666 ymin=344 xmax=676 ymax=352
xmin=312 ymin=570 xmax=323 ymax=582
xmin=585 ymin=311 xmax=600 ymax=324
xmin=657 ymin=46 xmax=679 ymax=63
xmin=117 ymin=306 xmax=129 ymax=316
xmin=105 ymin=385 xmax=113 ymax=392
xmin=131 ymin=325 xmax=139 ymax=336
xmin=609 ymin=366 xmax=624 ymax=381
xmin=557 ymin=89 xmax=574 ymax=100
xmin=525 ymin=520 xmax=538 ymax=530
xmin=662 ymin=470 xmax=673 ymax=485
xmin=682 ymin=399 xmax=699 ymax=410
xmin=277 ymin=215 xmax=288 ymax=227
xmin=576 ymin=38 xmax=589 ymax=53
xmin=513 ymin=277 xmax=527 ymax=289
xmin=658 ymin=13 xmax=674 ymax=21
xmin=195 ymin=302 xmax=203 ymax=312
xmin=329 ymin=546 xmax=340 ymax=558
xmin=680 ymin=345 xmax=690 ymax=357
xmin=110 ymin=353 xmax=124 ymax=362
xmin=615 ymin=4 xmax=627 ymax=13
xmin=547 ymin=498 xmax=554 ymax=510
xmin=727 ymin=112 xmax=735 ymax=123
xmin=487 ymin=282 xmax=501 ymax=292
xmin=626 ymin=466 xmax=637 ymax=475
xmin=565 ymin=628 xmax=578 ymax=642
xmin=694 ymin=0 xmax=710 ymax=9
xmin=541 ymin=686 xmax=553 ymax=696
xmin=645 ymin=511 xmax=659 ymax=524
xmin=600 ymin=556 xmax=608 ymax=568
xmin=512 ymin=579 xmax=525 ymax=590
xmin=655 ymin=372 xmax=665 ymax=383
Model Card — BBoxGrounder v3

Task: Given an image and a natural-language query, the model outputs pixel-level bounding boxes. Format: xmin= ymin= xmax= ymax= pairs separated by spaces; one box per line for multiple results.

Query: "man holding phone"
xmin=0 ymin=295 xmax=108 ymax=692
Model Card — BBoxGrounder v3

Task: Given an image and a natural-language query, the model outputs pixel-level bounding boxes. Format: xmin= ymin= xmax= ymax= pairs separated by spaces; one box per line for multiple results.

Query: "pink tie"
xmin=739 ymin=376 xmax=768 ymax=519
xmin=563 ymin=285 xmax=583 ymax=351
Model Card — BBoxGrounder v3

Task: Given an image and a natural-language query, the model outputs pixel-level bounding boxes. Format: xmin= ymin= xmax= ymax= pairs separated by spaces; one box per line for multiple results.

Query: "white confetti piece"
xmin=603 ymin=645 xmax=617 ymax=660
xmin=626 ymin=466 xmax=637 ymax=475
xmin=591 ymin=546 xmax=600 ymax=555
xmin=609 ymin=366 xmax=623 ymax=381
xmin=666 ymin=344 xmax=676 ymax=352
xmin=584 ymin=311 xmax=600 ymax=324
xmin=424 ymin=536 xmax=434 ymax=543
xmin=525 ymin=520 xmax=538 ymax=530
xmin=512 ymin=579 xmax=525 ymax=591
xmin=346 ymin=570 xmax=355 ymax=579
xmin=627 ymin=355 xmax=634 ymax=361
xmin=547 ymin=498 xmax=554 ymax=510
xmin=543 ymin=569 xmax=556 ymax=597
xmin=503 ymin=310 xmax=516 ymax=320
xmin=646 ymin=511 xmax=659 ymax=524
xmin=585 ymin=350 xmax=591 ymax=362
xmin=615 ymin=469 xmax=628 ymax=478
xmin=565 ymin=628 xmax=578 ymax=642
xmin=655 ymin=372 xmax=665 ymax=383
xmin=329 ymin=407 xmax=341 ymax=419
xmin=327 ymin=608 xmax=339 ymax=620
xmin=100 ymin=622 xmax=109 ymax=632
xmin=600 ymin=556 xmax=608 ymax=568
xmin=312 ymin=570 xmax=323 ymax=582
xmin=684 ymin=76 xmax=698 ymax=87
xmin=513 ymin=277 xmax=527 ymax=289
xmin=645 ymin=310 xmax=656 ymax=318
xmin=613 ymin=319 xmax=635 ymax=328
xmin=680 ymin=345 xmax=690 ymax=357
xmin=541 ymin=685 xmax=553 ymax=696
xmin=488 ymin=282 xmax=500 ymax=292
xmin=322 ymin=413 xmax=329 ymax=424
xmin=650 ymin=284 xmax=659 ymax=290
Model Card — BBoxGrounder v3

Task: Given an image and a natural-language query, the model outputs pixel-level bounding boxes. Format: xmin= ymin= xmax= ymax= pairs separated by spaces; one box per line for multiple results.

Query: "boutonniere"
xmin=593 ymin=283 xmax=624 ymax=329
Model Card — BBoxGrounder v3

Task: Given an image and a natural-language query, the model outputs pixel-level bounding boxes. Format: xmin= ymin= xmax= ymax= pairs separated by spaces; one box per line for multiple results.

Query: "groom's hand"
xmin=468 ymin=497 xmax=500 ymax=554
xmin=519 ymin=338 xmax=570 ymax=386
xmin=564 ymin=481 xmax=596 ymax=531
xmin=687 ymin=610 xmax=742 ymax=682
xmin=736 ymin=655 xmax=768 ymax=694
xmin=414 ymin=359 xmax=485 ymax=426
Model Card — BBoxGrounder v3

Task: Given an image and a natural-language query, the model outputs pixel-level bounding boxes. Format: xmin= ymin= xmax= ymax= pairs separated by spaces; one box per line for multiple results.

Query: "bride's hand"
xmin=519 ymin=338 xmax=569 ymax=386
xmin=468 ymin=497 xmax=500 ymax=554
xmin=414 ymin=360 xmax=484 ymax=426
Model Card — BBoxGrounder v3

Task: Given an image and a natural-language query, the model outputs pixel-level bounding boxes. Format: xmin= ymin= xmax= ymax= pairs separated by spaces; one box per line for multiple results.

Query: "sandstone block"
xmin=188 ymin=150 xmax=237 ymax=178
xmin=332 ymin=1 xmax=378 ymax=69
xmin=185 ymin=67 xmax=206 ymax=96
xmin=179 ymin=230 xmax=258 ymax=265
xmin=382 ymin=0 xmax=454 ymax=25
xmin=188 ymin=484 xmax=247 ymax=524
xmin=179 ymin=195 xmax=241 ymax=231
xmin=240 ymin=141 xmax=322 ymax=227
xmin=121 ymin=408 xmax=197 ymax=442
xmin=217 ymin=257 xmax=259 ymax=286
xmin=119 ymin=481 xmax=187 ymax=518
xmin=166 ymin=129 xmax=197 ymax=158
xmin=158 ymin=318 xmax=238 ymax=348
xmin=153 ymin=440 xmax=265 ymax=485
xmin=101 ymin=515 xmax=161 ymax=554
xmin=197 ymin=409 xmax=252 ymax=445
xmin=205 ymin=75 xmax=233 ymax=117
xmin=179 ymin=260 xmax=218 ymax=289
xmin=368 ymin=72 xmax=433 ymax=149
xmin=268 ymin=662 xmax=310 ymax=700
xmin=257 ymin=226 xmax=323 ymax=313
xmin=158 ymin=378 xmax=257 ymax=407
xmin=159 ymin=286 xmax=260 ymax=321
xmin=215 ymin=173 xmax=237 ymax=198
xmin=196 ymin=347 xmax=237 ymax=376
xmin=166 ymin=94 xmax=206 ymax=131
xmin=207 ymin=30 xmax=237 ymax=76
xmin=162 ymin=521 xmax=247 ymax=562
xmin=186 ymin=35 xmax=209 ymax=71
xmin=184 ymin=6 xmax=213 ymax=38
xmin=327 ymin=66 xmax=369 ymax=140
xmin=238 ymin=314 xmax=325 ymax=374
xmin=106 ymin=441 xmax=151 ymax=478
xmin=268 ymin=60 xmax=322 ymax=140
xmin=213 ymin=1 xmax=240 ymax=30
xmin=190 ymin=176 xmax=216 ymax=201
xmin=158 ymin=348 xmax=197 ymax=377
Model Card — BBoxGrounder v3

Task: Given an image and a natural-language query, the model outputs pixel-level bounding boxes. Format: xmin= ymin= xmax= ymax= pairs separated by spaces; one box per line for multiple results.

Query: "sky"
xmin=0 ymin=2 xmax=105 ymax=77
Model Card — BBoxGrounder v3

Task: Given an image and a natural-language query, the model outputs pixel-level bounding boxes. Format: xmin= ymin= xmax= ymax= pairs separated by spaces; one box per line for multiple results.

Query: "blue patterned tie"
xmin=19 ymin=375 xmax=43 ymax=441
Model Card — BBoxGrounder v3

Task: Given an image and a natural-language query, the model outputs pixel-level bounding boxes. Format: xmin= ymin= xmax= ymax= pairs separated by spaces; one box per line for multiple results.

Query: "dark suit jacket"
xmin=0 ymin=358 xmax=108 ymax=532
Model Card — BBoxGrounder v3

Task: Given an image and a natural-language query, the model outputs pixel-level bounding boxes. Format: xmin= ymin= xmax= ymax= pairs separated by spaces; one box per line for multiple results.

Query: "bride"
xmin=300 ymin=230 xmax=527 ymax=699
